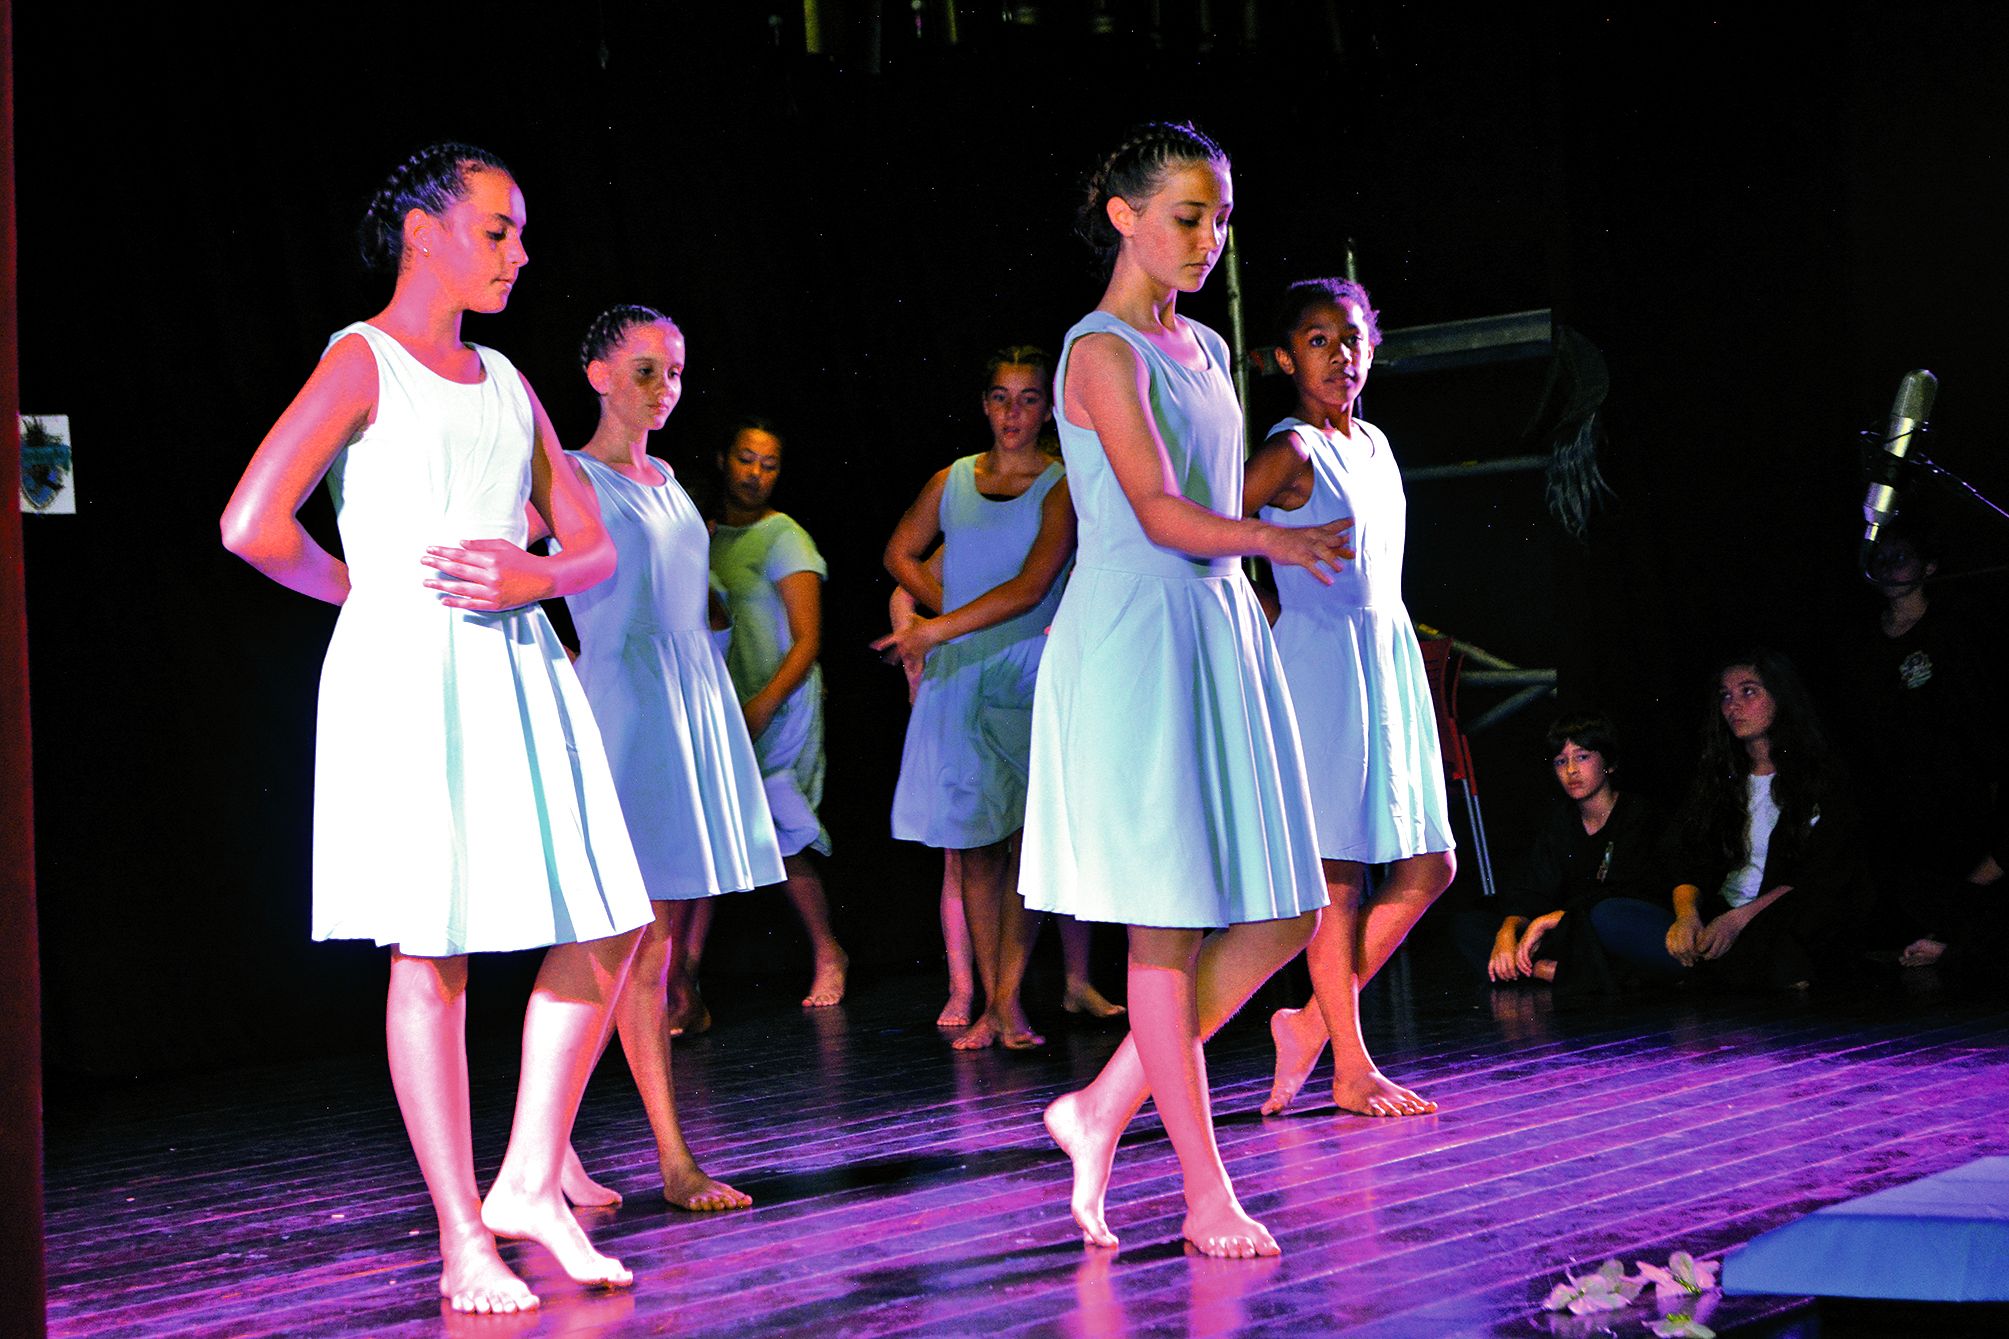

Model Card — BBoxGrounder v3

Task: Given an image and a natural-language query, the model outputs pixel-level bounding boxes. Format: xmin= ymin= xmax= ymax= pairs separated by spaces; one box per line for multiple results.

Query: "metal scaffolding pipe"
xmin=1402 ymin=455 xmax=1549 ymax=483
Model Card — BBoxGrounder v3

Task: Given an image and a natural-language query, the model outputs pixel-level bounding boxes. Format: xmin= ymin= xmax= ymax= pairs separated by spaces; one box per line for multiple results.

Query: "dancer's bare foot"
xmin=481 ymin=1181 xmax=632 ymax=1290
xmin=661 ymin=1161 xmax=753 ymax=1212
xmin=936 ymin=990 xmax=975 ymax=1029
xmin=802 ymin=950 xmax=848 ymax=1008
xmin=439 ymin=1222 xmax=539 ymax=1314
xmin=985 ymin=1002 xmax=1044 ymax=1050
xmin=952 ymin=1016 xmax=999 ymax=1050
xmin=1259 ymin=1007 xmax=1329 ymax=1116
xmin=560 ymin=1144 xmax=622 ymax=1208
xmin=1043 ymin=1090 xmax=1119 ymax=1248
xmin=1900 ymin=936 xmax=1947 ymax=968
xmin=1062 ymin=983 xmax=1126 ymax=1018
xmin=666 ymin=986 xmax=711 ymax=1037
xmin=1333 ymin=1067 xmax=1437 ymax=1117
xmin=1181 ymin=1196 xmax=1280 ymax=1259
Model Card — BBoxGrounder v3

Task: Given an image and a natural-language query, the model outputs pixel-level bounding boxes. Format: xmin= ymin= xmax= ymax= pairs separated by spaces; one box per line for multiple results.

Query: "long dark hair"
xmin=1677 ymin=649 xmax=1841 ymax=873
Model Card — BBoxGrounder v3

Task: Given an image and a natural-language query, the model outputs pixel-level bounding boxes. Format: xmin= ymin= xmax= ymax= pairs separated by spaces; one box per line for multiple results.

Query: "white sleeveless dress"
xmin=563 ymin=452 xmax=785 ymax=899
xmin=1261 ymin=417 xmax=1454 ymax=863
xmin=1019 ymin=314 xmax=1327 ymax=928
xmin=311 ymin=323 xmax=652 ymax=955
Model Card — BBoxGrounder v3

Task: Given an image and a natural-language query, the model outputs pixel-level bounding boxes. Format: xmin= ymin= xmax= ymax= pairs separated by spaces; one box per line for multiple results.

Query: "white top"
xmin=1721 ymin=772 xmax=1782 ymax=908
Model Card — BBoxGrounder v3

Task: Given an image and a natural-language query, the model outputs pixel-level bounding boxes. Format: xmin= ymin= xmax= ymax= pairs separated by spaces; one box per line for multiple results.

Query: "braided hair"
xmin=1075 ymin=121 xmax=1229 ymax=267
xmin=580 ymin=304 xmax=675 ymax=372
xmin=357 ymin=142 xmax=513 ymax=274
xmin=1275 ymin=277 xmax=1383 ymax=348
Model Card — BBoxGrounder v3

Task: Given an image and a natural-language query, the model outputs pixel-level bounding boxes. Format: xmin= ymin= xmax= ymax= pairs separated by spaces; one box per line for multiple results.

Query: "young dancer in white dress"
xmin=546 ymin=305 xmax=775 ymax=1211
xmin=878 ymin=349 xmax=1122 ymax=1047
xmin=708 ymin=420 xmax=850 ymax=1008
xmin=1244 ymin=279 xmax=1457 ymax=1117
xmin=1021 ymin=123 xmax=1352 ymax=1258
xmin=221 ymin=144 xmax=647 ymax=1313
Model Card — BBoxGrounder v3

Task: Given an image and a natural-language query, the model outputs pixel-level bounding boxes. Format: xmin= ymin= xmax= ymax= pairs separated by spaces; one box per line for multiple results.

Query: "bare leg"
xmin=782 ymin=852 xmax=848 ymax=1006
xmin=1043 ymin=911 xmax=1316 ymax=1254
xmin=480 ymin=928 xmax=643 ymax=1289
xmin=560 ymin=1143 xmax=623 ymax=1209
xmin=938 ymin=849 xmax=978 ymax=1027
xmin=663 ymin=898 xmax=713 ymax=1036
xmin=386 ymin=950 xmax=537 ymax=1314
xmin=1060 ymin=916 xmax=1125 ymax=1018
xmin=1264 ymin=852 xmax=1454 ymax=1117
xmin=954 ymin=839 xmax=1043 ymax=1049
xmin=603 ymin=904 xmax=751 ymax=1210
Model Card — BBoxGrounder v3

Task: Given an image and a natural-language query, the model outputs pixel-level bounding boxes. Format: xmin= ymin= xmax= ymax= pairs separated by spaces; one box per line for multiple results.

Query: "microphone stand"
xmin=1859 ymin=425 xmax=2009 ymax=582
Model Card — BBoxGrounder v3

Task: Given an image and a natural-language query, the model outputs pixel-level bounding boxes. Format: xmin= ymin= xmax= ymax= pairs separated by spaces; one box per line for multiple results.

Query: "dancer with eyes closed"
xmin=220 ymin=143 xmax=646 ymax=1313
xmin=878 ymin=346 xmax=1121 ymax=1048
xmin=539 ymin=304 xmax=772 ymax=1213
xmin=1242 ymin=278 xmax=1457 ymax=1118
xmin=1020 ymin=123 xmax=1351 ymax=1258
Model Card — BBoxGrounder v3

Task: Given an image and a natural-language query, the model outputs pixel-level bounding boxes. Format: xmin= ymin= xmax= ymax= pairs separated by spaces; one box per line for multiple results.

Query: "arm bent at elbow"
xmin=1068 ymin=333 xmax=1351 ymax=580
xmin=220 ymin=335 xmax=376 ymax=605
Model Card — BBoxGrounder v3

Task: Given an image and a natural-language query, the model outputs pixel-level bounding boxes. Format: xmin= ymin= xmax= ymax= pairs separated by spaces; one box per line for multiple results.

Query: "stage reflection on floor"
xmin=44 ymin=960 xmax=2009 ymax=1337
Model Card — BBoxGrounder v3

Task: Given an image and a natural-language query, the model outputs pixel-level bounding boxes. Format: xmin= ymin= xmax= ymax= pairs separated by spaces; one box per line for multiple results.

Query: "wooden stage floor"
xmin=44 ymin=960 xmax=2009 ymax=1337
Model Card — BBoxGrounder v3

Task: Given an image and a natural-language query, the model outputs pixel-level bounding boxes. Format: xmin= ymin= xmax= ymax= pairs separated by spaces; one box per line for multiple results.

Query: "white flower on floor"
xmin=1635 ymin=1251 xmax=1719 ymax=1298
xmin=1542 ymin=1259 xmax=1643 ymax=1315
xmin=1647 ymin=1311 xmax=1716 ymax=1338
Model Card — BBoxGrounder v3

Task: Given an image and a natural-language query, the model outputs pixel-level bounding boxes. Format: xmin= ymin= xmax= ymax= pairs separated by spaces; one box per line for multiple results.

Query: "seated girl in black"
xmin=1592 ymin=651 xmax=1871 ymax=990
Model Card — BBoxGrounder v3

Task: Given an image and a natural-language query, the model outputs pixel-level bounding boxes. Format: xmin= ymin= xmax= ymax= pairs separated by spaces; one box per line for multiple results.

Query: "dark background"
xmin=18 ymin=2 xmax=2007 ymax=1077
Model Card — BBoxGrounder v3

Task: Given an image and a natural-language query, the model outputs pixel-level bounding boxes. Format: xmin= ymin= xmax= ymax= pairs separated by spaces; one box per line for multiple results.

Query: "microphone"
xmin=1861 ymin=368 xmax=1937 ymax=556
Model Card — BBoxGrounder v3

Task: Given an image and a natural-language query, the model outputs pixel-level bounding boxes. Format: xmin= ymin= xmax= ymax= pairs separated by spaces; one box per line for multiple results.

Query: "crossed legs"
xmin=1042 ymin=910 xmax=1318 ymax=1257
xmin=389 ymin=929 xmax=641 ymax=1313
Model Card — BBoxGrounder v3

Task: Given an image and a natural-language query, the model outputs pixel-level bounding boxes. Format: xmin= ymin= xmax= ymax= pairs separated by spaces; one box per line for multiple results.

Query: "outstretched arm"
xmin=1067 ymin=332 xmax=1351 ymax=580
xmin=743 ymin=570 xmax=822 ymax=741
xmin=872 ymin=479 xmax=1077 ymax=665
xmin=883 ymin=469 xmax=949 ymax=612
xmin=219 ymin=334 xmax=375 ymax=605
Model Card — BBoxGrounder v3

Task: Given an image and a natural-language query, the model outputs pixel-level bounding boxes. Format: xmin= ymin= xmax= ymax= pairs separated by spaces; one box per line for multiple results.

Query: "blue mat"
xmin=1725 ymin=1157 xmax=2009 ymax=1301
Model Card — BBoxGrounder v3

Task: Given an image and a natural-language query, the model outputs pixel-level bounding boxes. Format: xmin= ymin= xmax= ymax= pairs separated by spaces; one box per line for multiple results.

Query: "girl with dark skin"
xmin=1243 ymin=279 xmax=1455 ymax=1117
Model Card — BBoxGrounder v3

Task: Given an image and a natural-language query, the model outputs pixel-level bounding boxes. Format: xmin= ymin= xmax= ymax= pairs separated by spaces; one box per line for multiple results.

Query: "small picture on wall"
xmin=20 ymin=414 xmax=75 ymax=515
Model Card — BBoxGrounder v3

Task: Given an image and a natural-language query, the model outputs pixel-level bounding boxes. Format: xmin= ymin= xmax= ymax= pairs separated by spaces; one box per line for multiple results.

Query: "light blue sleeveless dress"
xmin=312 ymin=323 xmax=652 ymax=955
xmin=1260 ymin=417 xmax=1455 ymax=863
xmin=891 ymin=455 xmax=1067 ymax=849
xmin=710 ymin=513 xmax=831 ymax=857
xmin=1019 ymin=314 xmax=1328 ymax=928
xmin=563 ymin=452 xmax=786 ymax=899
